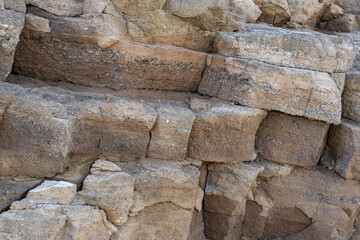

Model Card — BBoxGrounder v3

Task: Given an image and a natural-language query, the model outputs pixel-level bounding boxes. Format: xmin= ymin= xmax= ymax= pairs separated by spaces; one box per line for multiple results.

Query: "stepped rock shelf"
xmin=1 ymin=0 xmax=360 ymax=239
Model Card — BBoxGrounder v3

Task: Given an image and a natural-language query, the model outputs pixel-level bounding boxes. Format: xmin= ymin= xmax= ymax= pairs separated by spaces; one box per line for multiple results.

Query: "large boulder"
xmin=256 ymin=112 xmax=330 ymax=168
xmin=198 ymin=55 xmax=341 ymax=124
xmin=213 ymin=24 xmax=356 ymax=73
xmin=187 ymin=98 xmax=266 ymax=163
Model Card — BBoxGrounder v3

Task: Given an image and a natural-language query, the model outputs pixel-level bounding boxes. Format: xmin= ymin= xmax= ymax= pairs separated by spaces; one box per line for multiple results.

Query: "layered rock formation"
xmin=1 ymin=0 xmax=360 ymax=239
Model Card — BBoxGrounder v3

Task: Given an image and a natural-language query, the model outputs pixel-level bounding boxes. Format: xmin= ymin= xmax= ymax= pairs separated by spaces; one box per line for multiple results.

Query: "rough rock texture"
xmin=187 ymin=98 xmax=267 ymax=163
xmin=213 ymin=24 xmax=356 ymax=73
xmin=0 ymin=180 xmax=117 ymax=240
xmin=0 ymin=81 xmax=157 ymax=177
xmin=242 ymin=168 xmax=360 ymax=239
xmin=329 ymin=119 xmax=360 ymax=181
xmin=0 ymin=177 xmax=41 ymax=212
xmin=198 ymin=55 xmax=342 ymax=124
xmin=112 ymin=159 xmax=205 ymax=239
xmin=256 ymin=111 xmax=330 ymax=168
xmin=204 ymin=162 xmax=264 ymax=240
xmin=79 ymin=160 xmax=135 ymax=225
xmin=1 ymin=0 xmax=360 ymax=239
xmin=147 ymin=105 xmax=195 ymax=160
xmin=0 ymin=8 xmax=24 ymax=81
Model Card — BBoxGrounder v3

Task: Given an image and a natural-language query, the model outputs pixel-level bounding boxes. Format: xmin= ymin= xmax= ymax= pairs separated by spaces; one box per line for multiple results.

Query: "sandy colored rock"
xmin=0 ymin=9 xmax=24 ymax=81
xmin=287 ymin=0 xmax=332 ymax=28
xmin=0 ymin=81 xmax=157 ymax=177
xmin=229 ymin=0 xmax=261 ymax=23
xmin=256 ymin=112 xmax=330 ymax=168
xmin=329 ymin=119 xmax=360 ymax=180
xmin=334 ymin=0 xmax=360 ymax=15
xmin=325 ymin=14 xmax=359 ymax=33
xmin=27 ymin=0 xmax=83 ymax=16
xmin=79 ymin=160 xmax=135 ymax=226
xmin=112 ymin=158 xmax=205 ymax=239
xmin=343 ymin=72 xmax=360 ymax=122
xmin=26 ymin=181 xmax=77 ymax=205
xmin=147 ymin=105 xmax=195 ymax=160
xmin=254 ymin=0 xmax=291 ymax=26
xmin=187 ymin=98 xmax=267 ymax=163
xmin=213 ymin=24 xmax=356 ymax=73
xmin=4 ymin=0 xmax=26 ymax=13
xmin=204 ymin=162 xmax=264 ymax=240
xmin=14 ymin=26 xmax=207 ymax=91
xmin=0 ymin=178 xmax=41 ymax=212
xmin=0 ymin=180 xmax=116 ymax=240
xmin=321 ymin=4 xmax=344 ymax=21
xmin=24 ymin=13 xmax=51 ymax=32
xmin=164 ymin=0 xmax=245 ymax=31
xmin=242 ymin=169 xmax=360 ymax=239
xmin=198 ymin=55 xmax=341 ymax=124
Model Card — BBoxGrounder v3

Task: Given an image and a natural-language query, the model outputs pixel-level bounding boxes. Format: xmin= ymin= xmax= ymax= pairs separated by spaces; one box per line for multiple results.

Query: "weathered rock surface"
xmin=0 ymin=177 xmax=41 ymax=212
xmin=147 ymin=105 xmax=195 ymax=160
xmin=329 ymin=119 xmax=360 ymax=180
xmin=187 ymin=98 xmax=267 ymax=163
xmin=256 ymin=111 xmax=330 ymax=168
xmin=198 ymin=55 xmax=342 ymax=124
xmin=27 ymin=0 xmax=83 ymax=16
xmin=204 ymin=162 xmax=264 ymax=240
xmin=0 ymin=8 xmax=24 ymax=81
xmin=0 ymin=81 xmax=157 ymax=177
xmin=325 ymin=13 xmax=359 ymax=33
xmin=112 ymin=158 xmax=204 ymax=239
xmin=343 ymin=72 xmax=360 ymax=122
xmin=213 ymin=24 xmax=356 ymax=73
xmin=79 ymin=160 xmax=135 ymax=226
xmin=0 ymin=180 xmax=117 ymax=240
xmin=254 ymin=0 xmax=291 ymax=26
xmin=242 ymin=168 xmax=360 ymax=239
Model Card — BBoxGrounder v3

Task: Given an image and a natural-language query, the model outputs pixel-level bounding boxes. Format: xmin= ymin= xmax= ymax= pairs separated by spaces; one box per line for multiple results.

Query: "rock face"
xmin=0 ymin=180 xmax=117 ymax=240
xmin=0 ymin=177 xmax=41 ymax=212
xmin=213 ymin=24 xmax=355 ymax=73
xmin=198 ymin=55 xmax=341 ymax=124
xmin=203 ymin=162 xmax=264 ymax=240
xmin=187 ymin=98 xmax=266 ymax=163
xmin=256 ymin=111 xmax=330 ymax=168
xmin=0 ymin=8 xmax=24 ymax=81
xmin=1 ymin=0 xmax=360 ymax=239
xmin=242 ymin=169 xmax=360 ymax=239
xmin=329 ymin=119 xmax=360 ymax=180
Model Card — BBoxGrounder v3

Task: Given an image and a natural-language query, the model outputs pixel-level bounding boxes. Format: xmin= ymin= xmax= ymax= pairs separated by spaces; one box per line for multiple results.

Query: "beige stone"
xmin=287 ymin=0 xmax=332 ymax=28
xmin=256 ymin=112 xmax=330 ymax=168
xmin=4 ymin=0 xmax=26 ymax=13
xmin=230 ymin=0 xmax=261 ymax=23
xmin=187 ymin=98 xmax=267 ymax=162
xmin=254 ymin=0 xmax=291 ymax=26
xmin=79 ymin=160 xmax=135 ymax=225
xmin=334 ymin=0 xmax=360 ymax=15
xmin=0 ymin=180 xmax=117 ymax=239
xmin=0 ymin=9 xmax=24 ymax=81
xmin=25 ymin=13 xmax=51 ymax=32
xmin=204 ymin=162 xmax=264 ymax=240
xmin=26 ymin=181 xmax=77 ymax=205
xmin=242 ymin=169 xmax=360 ymax=239
xmin=0 ymin=81 xmax=158 ymax=177
xmin=329 ymin=119 xmax=360 ymax=180
xmin=147 ymin=105 xmax=195 ymax=160
xmin=321 ymin=4 xmax=344 ymax=21
xmin=112 ymin=158 xmax=205 ymax=239
xmin=198 ymin=55 xmax=341 ymax=124
xmin=27 ymin=0 xmax=83 ymax=16
xmin=213 ymin=24 xmax=356 ymax=73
